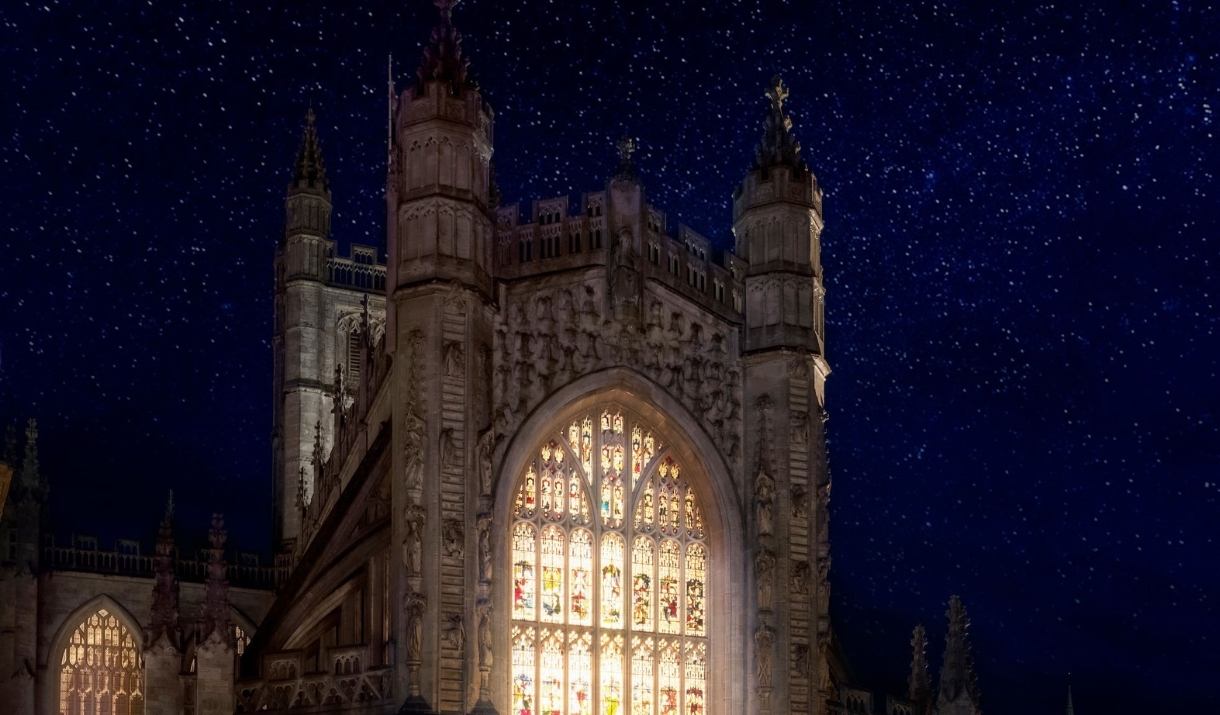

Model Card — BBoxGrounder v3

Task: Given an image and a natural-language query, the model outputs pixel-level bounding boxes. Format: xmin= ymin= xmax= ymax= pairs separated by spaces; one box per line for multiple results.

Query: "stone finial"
xmin=198 ymin=513 xmax=235 ymax=648
xmin=752 ymin=75 xmax=806 ymax=174
xmin=147 ymin=491 xmax=181 ymax=649
xmin=20 ymin=419 xmax=40 ymax=490
xmin=1065 ymin=685 xmax=1074 ymax=715
xmin=416 ymin=0 xmax=474 ymax=95
xmin=614 ymin=133 xmax=637 ymax=179
xmin=908 ymin=624 xmax=932 ymax=712
xmin=290 ymin=109 xmax=329 ymax=195
xmin=935 ymin=595 xmax=981 ymax=715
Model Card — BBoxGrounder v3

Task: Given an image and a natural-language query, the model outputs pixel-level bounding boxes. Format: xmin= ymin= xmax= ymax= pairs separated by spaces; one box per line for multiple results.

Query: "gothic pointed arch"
xmin=47 ymin=595 xmax=146 ymax=715
xmin=494 ymin=369 xmax=748 ymax=715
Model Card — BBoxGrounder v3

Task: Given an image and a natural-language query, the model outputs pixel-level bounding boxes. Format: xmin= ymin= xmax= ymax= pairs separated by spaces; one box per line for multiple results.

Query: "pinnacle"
xmin=752 ymin=74 xmax=806 ymax=174
xmin=415 ymin=0 xmax=474 ymax=95
xmin=936 ymin=595 xmax=981 ymax=713
xmin=290 ymin=109 xmax=329 ymax=195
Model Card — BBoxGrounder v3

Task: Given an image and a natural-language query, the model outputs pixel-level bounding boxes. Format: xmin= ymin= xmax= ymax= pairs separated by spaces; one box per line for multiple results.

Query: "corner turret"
xmin=386 ymin=0 xmax=495 ymax=310
xmin=733 ymin=76 xmax=827 ymax=360
xmin=281 ymin=109 xmax=333 ymax=279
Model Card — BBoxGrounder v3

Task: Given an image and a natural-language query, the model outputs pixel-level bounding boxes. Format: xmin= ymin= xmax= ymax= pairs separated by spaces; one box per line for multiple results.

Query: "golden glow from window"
xmin=58 ymin=608 xmax=144 ymax=715
xmin=512 ymin=408 xmax=708 ymax=715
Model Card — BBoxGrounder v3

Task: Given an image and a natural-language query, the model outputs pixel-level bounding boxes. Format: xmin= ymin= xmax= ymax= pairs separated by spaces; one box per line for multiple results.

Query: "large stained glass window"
xmin=59 ymin=608 xmax=145 ymax=715
xmin=511 ymin=407 xmax=709 ymax=715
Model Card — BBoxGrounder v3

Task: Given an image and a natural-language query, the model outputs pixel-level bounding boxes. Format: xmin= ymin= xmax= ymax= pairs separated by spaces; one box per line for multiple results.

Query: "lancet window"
xmin=58 ymin=608 xmax=145 ymax=715
xmin=511 ymin=407 xmax=708 ymax=715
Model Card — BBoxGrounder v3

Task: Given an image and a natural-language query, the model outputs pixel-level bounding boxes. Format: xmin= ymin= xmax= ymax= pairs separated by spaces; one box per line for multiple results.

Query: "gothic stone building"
xmin=0 ymin=5 xmax=989 ymax=715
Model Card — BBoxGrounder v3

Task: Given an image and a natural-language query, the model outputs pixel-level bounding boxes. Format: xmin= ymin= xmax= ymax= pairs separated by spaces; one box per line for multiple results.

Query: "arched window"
xmin=59 ymin=608 xmax=144 ymax=715
xmin=511 ymin=407 xmax=708 ymax=715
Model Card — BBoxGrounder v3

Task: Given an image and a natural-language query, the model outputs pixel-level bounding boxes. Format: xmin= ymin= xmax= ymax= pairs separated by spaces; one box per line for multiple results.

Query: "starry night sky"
xmin=2 ymin=1 xmax=1217 ymax=712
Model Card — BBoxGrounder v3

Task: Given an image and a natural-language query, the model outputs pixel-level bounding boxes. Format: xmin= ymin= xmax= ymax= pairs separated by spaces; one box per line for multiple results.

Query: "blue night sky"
xmin=1 ymin=1 xmax=1217 ymax=712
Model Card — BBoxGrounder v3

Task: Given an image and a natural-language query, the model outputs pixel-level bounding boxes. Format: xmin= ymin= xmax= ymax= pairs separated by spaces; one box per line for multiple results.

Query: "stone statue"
xmin=755 ymin=550 xmax=776 ymax=611
xmin=403 ymin=504 xmax=426 ymax=574
xmin=477 ymin=513 xmax=493 ymax=583
xmin=405 ymin=591 xmax=426 ymax=662
xmin=477 ymin=429 xmax=494 ymax=496
xmin=755 ymin=470 xmax=775 ymax=536
xmin=403 ymin=413 xmax=425 ymax=493
xmin=791 ymin=484 xmax=809 ymax=519
xmin=444 ymin=340 xmax=465 ymax=377
xmin=476 ymin=599 xmax=493 ymax=667
xmin=755 ymin=626 xmax=775 ymax=686
xmin=444 ymin=613 xmax=465 ymax=653
xmin=440 ymin=428 xmax=459 ymax=471
xmin=443 ymin=518 xmax=464 ymax=558
xmin=790 ymin=559 xmax=811 ymax=596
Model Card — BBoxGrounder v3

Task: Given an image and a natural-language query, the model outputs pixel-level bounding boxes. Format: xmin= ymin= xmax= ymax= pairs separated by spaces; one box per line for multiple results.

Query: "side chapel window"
xmin=511 ymin=408 xmax=709 ymax=715
xmin=59 ymin=608 xmax=145 ymax=715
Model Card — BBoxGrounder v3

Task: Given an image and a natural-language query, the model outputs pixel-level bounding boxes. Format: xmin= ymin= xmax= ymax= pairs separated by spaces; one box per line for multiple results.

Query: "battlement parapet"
xmin=325 ymin=242 xmax=386 ymax=292
xmin=42 ymin=533 xmax=287 ymax=589
xmin=495 ymin=192 xmax=745 ymax=321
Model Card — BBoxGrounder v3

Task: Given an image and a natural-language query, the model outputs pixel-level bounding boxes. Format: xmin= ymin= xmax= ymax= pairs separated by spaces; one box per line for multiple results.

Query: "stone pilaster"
xmin=195 ymin=630 xmax=235 ymax=715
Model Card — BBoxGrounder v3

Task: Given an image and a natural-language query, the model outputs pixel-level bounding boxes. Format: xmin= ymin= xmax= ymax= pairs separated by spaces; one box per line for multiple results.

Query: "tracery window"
xmin=59 ymin=608 xmax=145 ymax=715
xmin=511 ymin=408 xmax=708 ymax=715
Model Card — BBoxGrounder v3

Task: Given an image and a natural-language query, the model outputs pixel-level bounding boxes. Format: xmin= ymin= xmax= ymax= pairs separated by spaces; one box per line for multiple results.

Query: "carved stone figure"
xmin=444 ymin=340 xmax=465 ymax=377
xmin=755 ymin=470 xmax=775 ymax=536
xmin=403 ymin=503 xmax=426 ymax=575
xmin=477 ymin=513 xmax=493 ymax=583
xmin=754 ymin=626 xmax=775 ymax=686
xmin=440 ymin=428 xmax=459 ymax=471
xmin=790 ymin=411 xmax=809 ymax=445
xmin=443 ymin=518 xmax=464 ymax=558
xmin=791 ymin=559 xmax=811 ymax=596
xmin=403 ymin=413 xmax=425 ymax=493
xmin=477 ymin=429 xmax=494 ymax=496
xmin=795 ymin=644 xmax=811 ymax=678
xmin=476 ymin=599 xmax=493 ymax=667
xmin=791 ymin=484 xmax=809 ymax=519
xmin=405 ymin=591 xmax=426 ymax=662
xmin=755 ymin=549 xmax=776 ymax=611
xmin=443 ymin=613 xmax=465 ymax=652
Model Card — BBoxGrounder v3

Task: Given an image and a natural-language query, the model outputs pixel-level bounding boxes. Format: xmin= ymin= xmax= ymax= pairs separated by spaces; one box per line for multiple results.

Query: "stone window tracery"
xmin=511 ymin=407 xmax=708 ymax=715
xmin=58 ymin=608 xmax=144 ymax=715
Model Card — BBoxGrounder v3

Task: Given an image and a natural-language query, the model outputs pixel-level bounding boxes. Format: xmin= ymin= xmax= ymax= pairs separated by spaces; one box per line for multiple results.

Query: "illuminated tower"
xmin=385 ymin=0 xmax=496 ymax=710
xmin=734 ymin=76 xmax=835 ymax=715
xmin=272 ymin=110 xmax=334 ymax=549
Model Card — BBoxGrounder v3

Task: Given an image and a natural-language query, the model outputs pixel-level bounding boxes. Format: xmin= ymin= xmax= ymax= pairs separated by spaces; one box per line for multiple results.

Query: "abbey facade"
xmin=0 ymin=5 xmax=987 ymax=715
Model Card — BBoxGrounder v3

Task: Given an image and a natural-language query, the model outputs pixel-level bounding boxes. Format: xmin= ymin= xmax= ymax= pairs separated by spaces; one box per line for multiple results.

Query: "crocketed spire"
xmin=908 ymin=624 xmax=932 ymax=713
xmin=753 ymin=75 xmax=806 ymax=174
xmin=146 ymin=491 xmax=181 ymax=649
xmin=416 ymin=0 xmax=474 ymax=95
xmin=198 ymin=513 xmax=236 ymax=647
xmin=290 ymin=108 xmax=329 ymax=195
xmin=935 ymin=595 xmax=981 ymax=715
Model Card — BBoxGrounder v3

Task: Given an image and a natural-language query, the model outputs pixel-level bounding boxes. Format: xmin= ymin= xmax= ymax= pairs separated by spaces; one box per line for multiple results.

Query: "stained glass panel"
xmin=684 ymin=544 xmax=706 ymax=636
xmin=683 ymin=642 xmax=706 ymax=715
xmin=658 ymin=641 xmax=681 ymax=715
xmin=514 ymin=523 xmax=537 ymax=620
xmin=635 ymin=480 xmax=655 ymax=532
xmin=600 ymin=533 xmax=625 ymax=627
xmin=569 ymin=633 xmax=593 ymax=715
xmin=600 ymin=634 xmax=624 ymax=715
xmin=541 ymin=526 xmax=565 ymax=624
xmin=632 ymin=537 xmax=655 ymax=631
xmin=513 ymin=626 xmax=537 ymax=715
xmin=631 ymin=637 xmax=655 ymax=715
xmin=570 ymin=471 xmax=590 ymax=525
xmin=517 ymin=464 xmax=538 ymax=518
xmin=541 ymin=630 xmax=565 ymax=715
xmin=658 ymin=540 xmax=682 ymax=635
xmin=58 ymin=609 xmax=145 ymax=715
xmin=569 ymin=529 xmax=593 ymax=626
xmin=514 ymin=408 xmax=709 ymax=715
